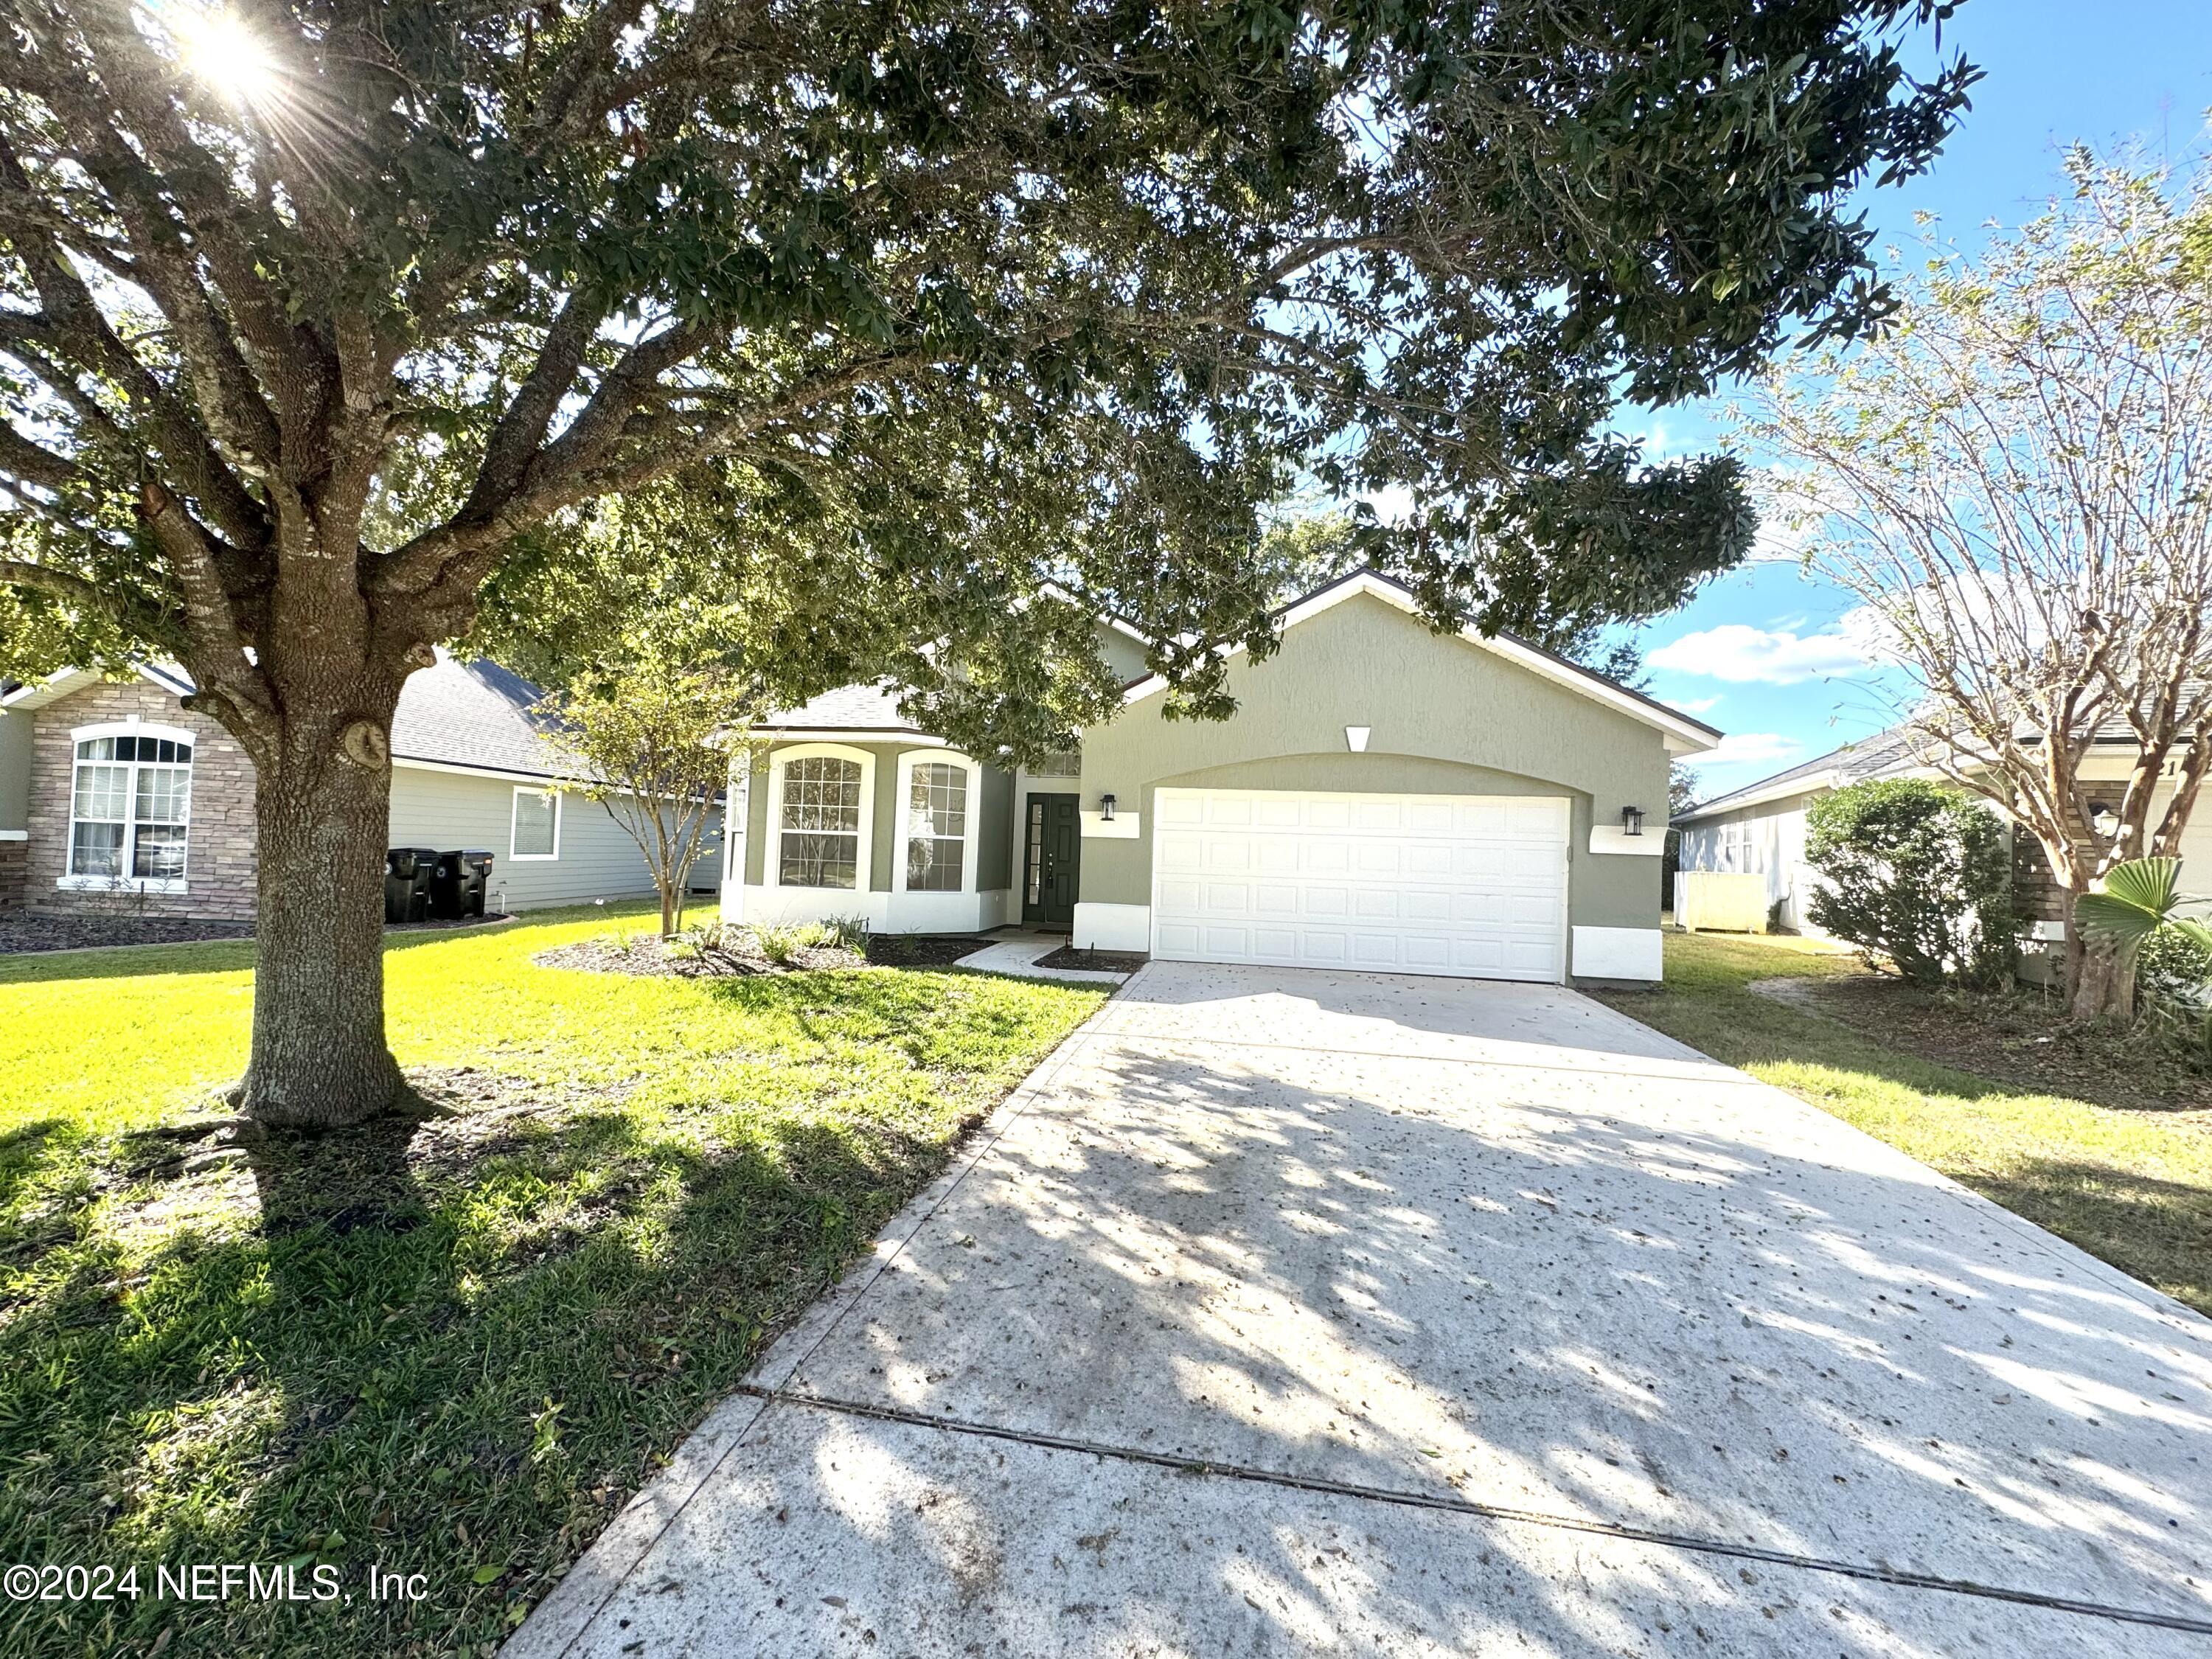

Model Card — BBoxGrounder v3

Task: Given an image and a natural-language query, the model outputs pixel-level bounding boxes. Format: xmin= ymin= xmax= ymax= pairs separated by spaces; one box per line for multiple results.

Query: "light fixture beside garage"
xmin=1620 ymin=804 xmax=1645 ymax=837
xmin=1100 ymin=793 xmax=1117 ymax=822
xmin=1345 ymin=726 xmax=1371 ymax=753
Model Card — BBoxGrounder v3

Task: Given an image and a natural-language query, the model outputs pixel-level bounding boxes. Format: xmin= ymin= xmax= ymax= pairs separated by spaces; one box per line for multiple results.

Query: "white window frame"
xmin=894 ymin=748 xmax=982 ymax=896
xmin=60 ymin=720 xmax=195 ymax=894
xmin=765 ymin=742 xmax=875 ymax=892
xmin=509 ymin=785 xmax=563 ymax=861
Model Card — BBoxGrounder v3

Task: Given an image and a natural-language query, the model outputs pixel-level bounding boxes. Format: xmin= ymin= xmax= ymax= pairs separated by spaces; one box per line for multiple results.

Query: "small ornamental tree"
xmin=555 ymin=665 xmax=752 ymax=939
xmin=1806 ymin=778 xmax=2017 ymax=987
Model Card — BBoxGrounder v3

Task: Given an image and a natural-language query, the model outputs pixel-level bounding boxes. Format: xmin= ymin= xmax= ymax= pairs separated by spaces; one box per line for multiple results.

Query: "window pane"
xmin=133 ymin=824 xmax=187 ymax=879
xmin=907 ymin=837 xmax=962 ymax=891
xmin=908 ymin=763 xmax=967 ymax=838
xmin=780 ymin=831 xmax=857 ymax=888
xmin=71 ymin=821 xmax=124 ymax=876
xmin=76 ymin=737 xmax=114 ymax=762
xmin=514 ymin=790 xmax=557 ymax=855
xmin=73 ymin=764 xmax=128 ymax=821
xmin=135 ymin=765 xmax=190 ymax=827
xmin=782 ymin=757 xmax=861 ymax=832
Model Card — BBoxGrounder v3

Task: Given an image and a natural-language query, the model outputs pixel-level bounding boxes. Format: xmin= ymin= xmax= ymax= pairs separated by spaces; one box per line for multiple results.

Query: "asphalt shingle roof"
xmin=1674 ymin=728 xmax=1922 ymax=824
xmin=754 ymin=680 xmax=929 ymax=735
xmin=387 ymin=655 xmax=593 ymax=782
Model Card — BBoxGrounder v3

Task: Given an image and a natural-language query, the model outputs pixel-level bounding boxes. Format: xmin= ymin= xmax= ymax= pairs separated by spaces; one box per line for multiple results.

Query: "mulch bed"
xmin=1034 ymin=945 xmax=1148 ymax=973
xmin=1783 ymin=972 xmax=2212 ymax=1113
xmin=0 ymin=913 xmax=254 ymax=954
xmin=0 ymin=910 xmax=512 ymax=956
xmin=536 ymin=930 xmax=990 ymax=979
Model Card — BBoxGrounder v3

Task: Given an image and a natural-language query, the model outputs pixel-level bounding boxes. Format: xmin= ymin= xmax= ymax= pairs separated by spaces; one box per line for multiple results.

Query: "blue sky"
xmin=1614 ymin=1 xmax=2212 ymax=800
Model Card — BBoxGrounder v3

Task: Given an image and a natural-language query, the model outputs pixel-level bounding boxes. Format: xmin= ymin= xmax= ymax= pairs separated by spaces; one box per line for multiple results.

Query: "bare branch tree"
xmin=1745 ymin=153 xmax=2212 ymax=1020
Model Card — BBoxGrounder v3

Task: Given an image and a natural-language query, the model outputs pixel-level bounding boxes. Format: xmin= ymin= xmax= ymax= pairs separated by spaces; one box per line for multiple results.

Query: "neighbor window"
xmin=779 ymin=756 xmax=863 ymax=888
xmin=511 ymin=787 xmax=560 ymax=859
xmin=68 ymin=730 xmax=192 ymax=886
xmin=905 ymin=762 xmax=968 ymax=891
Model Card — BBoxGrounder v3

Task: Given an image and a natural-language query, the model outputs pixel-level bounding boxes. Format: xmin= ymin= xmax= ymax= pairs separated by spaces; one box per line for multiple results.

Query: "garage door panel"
xmin=1151 ymin=788 xmax=1568 ymax=983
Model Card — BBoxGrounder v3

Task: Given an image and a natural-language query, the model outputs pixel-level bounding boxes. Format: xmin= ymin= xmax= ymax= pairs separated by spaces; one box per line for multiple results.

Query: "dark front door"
xmin=1022 ymin=793 xmax=1081 ymax=930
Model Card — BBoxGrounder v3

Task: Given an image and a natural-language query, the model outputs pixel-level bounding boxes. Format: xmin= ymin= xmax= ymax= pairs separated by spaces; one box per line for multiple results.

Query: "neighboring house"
xmin=1674 ymin=723 xmax=2212 ymax=974
xmin=722 ymin=570 xmax=1721 ymax=984
xmin=0 ymin=653 xmax=708 ymax=922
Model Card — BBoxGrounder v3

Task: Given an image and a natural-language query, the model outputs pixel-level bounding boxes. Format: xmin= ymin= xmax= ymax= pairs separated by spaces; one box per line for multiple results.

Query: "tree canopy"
xmin=3 ymin=0 xmax=1975 ymax=700
xmin=0 ymin=0 xmax=1975 ymax=1121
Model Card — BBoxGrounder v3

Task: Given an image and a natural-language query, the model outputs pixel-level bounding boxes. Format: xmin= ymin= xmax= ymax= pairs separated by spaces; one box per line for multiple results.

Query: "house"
xmin=0 ymin=654 xmax=704 ymax=920
xmin=1674 ymin=721 xmax=2212 ymax=971
xmin=720 ymin=570 xmax=1722 ymax=983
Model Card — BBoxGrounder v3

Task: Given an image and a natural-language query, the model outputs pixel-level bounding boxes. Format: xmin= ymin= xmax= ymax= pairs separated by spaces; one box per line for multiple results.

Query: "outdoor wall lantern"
xmin=2088 ymin=800 xmax=2119 ymax=838
xmin=1100 ymin=793 xmax=1117 ymax=822
xmin=1620 ymin=804 xmax=1646 ymax=838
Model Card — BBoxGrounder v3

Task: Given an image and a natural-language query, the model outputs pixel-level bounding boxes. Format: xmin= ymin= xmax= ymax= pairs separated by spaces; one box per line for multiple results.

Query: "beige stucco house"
xmin=722 ymin=571 xmax=1722 ymax=984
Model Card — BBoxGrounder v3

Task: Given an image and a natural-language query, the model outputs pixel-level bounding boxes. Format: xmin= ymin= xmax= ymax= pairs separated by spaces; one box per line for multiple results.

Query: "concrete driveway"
xmin=512 ymin=962 xmax=2212 ymax=1657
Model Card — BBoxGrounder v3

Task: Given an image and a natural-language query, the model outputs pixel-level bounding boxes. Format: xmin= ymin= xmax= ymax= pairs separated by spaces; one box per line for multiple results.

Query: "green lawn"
xmin=1592 ymin=931 xmax=2212 ymax=1317
xmin=0 ymin=908 xmax=1106 ymax=1659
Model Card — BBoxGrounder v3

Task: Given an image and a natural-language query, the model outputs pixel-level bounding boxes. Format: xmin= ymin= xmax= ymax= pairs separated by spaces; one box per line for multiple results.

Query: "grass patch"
xmin=1590 ymin=931 xmax=2212 ymax=1318
xmin=0 ymin=905 xmax=1106 ymax=1658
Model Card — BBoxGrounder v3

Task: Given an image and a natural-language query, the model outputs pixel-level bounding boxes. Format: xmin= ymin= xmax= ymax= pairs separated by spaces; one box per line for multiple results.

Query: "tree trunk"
xmin=2063 ymin=900 xmax=2138 ymax=1024
xmin=240 ymin=699 xmax=406 ymax=1127
xmin=660 ymin=882 xmax=681 ymax=938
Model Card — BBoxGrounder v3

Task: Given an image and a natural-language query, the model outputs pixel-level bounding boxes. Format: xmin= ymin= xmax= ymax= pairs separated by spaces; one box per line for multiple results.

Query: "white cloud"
xmin=1699 ymin=731 xmax=1804 ymax=769
xmin=1646 ymin=618 xmax=1878 ymax=685
xmin=1671 ymin=695 xmax=1723 ymax=714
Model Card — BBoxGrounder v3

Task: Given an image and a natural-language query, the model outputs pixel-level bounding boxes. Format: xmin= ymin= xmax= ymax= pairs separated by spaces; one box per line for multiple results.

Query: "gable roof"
xmin=752 ymin=679 xmax=942 ymax=740
xmin=1672 ymin=727 xmax=1924 ymax=824
xmin=1120 ymin=569 xmax=1725 ymax=755
xmin=1672 ymin=693 xmax=2205 ymax=826
xmin=2 ymin=655 xmax=599 ymax=785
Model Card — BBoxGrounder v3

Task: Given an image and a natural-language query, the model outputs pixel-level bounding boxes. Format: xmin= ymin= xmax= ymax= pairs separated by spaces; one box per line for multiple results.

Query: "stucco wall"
xmin=0 ymin=703 xmax=29 ymax=832
xmin=742 ymin=744 xmax=1013 ymax=902
xmin=26 ymin=681 xmax=259 ymax=921
xmin=1093 ymin=619 xmax=1151 ymax=684
xmin=0 ymin=700 xmax=28 ymax=908
xmin=387 ymin=767 xmax=684 ymax=910
xmin=1075 ymin=593 xmax=1674 ymax=931
xmin=978 ymin=765 xmax=1015 ymax=889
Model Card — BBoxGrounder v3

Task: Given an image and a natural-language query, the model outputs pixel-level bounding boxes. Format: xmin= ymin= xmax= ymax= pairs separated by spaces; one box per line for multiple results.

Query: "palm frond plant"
xmin=2076 ymin=859 xmax=2212 ymax=1054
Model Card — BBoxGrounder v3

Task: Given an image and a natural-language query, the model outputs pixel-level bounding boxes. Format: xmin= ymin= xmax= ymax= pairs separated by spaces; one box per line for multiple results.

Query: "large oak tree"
xmin=0 ymin=0 xmax=1972 ymax=1124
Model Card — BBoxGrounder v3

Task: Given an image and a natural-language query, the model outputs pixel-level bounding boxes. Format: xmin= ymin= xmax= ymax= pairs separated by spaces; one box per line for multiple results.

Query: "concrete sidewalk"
xmin=510 ymin=962 xmax=2212 ymax=1657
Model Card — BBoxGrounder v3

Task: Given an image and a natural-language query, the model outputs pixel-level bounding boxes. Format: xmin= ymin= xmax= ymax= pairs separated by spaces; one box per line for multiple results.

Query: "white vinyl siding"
xmin=1151 ymin=788 xmax=1569 ymax=982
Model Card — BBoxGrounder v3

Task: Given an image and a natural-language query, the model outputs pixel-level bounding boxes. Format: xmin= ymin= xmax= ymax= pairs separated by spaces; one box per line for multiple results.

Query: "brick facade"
xmin=25 ymin=681 xmax=259 ymax=922
xmin=0 ymin=838 xmax=24 ymax=908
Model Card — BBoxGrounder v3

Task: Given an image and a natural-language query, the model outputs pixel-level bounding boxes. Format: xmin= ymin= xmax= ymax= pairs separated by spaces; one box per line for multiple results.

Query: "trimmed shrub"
xmin=1805 ymin=778 xmax=2017 ymax=987
xmin=2140 ymin=923 xmax=2212 ymax=1007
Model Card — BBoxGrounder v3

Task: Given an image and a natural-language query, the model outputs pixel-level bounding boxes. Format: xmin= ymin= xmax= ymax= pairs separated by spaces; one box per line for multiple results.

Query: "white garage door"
xmin=1150 ymin=788 xmax=1569 ymax=981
